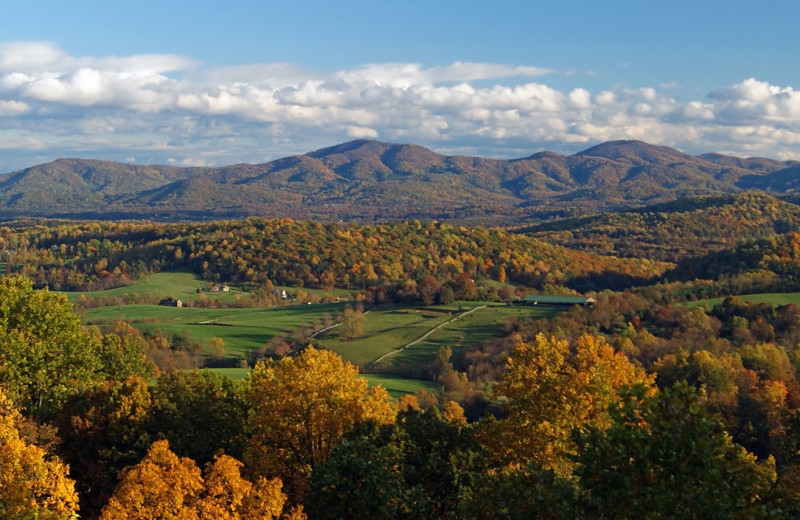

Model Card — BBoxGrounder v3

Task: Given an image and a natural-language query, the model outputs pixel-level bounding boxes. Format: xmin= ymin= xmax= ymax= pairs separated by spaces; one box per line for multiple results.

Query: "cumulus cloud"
xmin=1 ymin=42 xmax=800 ymax=170
xmin=0 ymin=99 xmax=29 ymax=116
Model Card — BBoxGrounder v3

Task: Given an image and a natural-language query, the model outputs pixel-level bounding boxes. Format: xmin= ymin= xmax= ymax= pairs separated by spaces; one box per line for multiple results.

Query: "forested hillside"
xmin=525 ymin=192 xmax=800 ymax=262
xmin=1 ymin=218 xmax=668 ymax=293
xmin=1 ymin=139 xmax=798 ymax=223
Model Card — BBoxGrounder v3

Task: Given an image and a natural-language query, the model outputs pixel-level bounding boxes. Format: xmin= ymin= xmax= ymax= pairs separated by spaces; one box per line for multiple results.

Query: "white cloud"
xmin=0 ymin=42 xmax=67 ymax=72
xmin=0 ymin=99 xmax=29 ymax=116
xmin=1 ymin=42 xmax=800 ymax=170
xmin=346 ymin=125 xmax=379 ymax=138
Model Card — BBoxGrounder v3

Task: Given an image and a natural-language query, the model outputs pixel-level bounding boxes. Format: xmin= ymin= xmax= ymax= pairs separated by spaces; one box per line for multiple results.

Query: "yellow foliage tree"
xmin=199 ymin=455 xmax=286 ymax=520
xmin=0 ymin=387 xmax=79 ymax=520
xmin=246 ymin=346 xmax=396 ymax=500
xmin=483 ymin=333 xmax=654 ymax=474
xmin=442 ymin=400 xmax=467 ymax=425
xmin=101 ymin=439 xmax=287 ymax=520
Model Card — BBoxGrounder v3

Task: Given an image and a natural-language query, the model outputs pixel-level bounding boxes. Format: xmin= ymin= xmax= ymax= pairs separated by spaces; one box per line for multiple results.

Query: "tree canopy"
xmin=0 ymin=386 xmax=79 ymax=520
xmin=245 ymin=346 xmax=396 ymax=501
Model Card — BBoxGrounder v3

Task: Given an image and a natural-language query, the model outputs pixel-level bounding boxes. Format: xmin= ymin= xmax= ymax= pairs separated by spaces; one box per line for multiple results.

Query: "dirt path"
xmin=369 ymin=305 xmax=487 ymax=366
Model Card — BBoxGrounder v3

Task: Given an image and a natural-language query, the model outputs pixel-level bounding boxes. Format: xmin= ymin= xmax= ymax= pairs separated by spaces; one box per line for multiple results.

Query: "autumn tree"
xmin=245 ymin=346 xmax=395 ymax=501
xmin=209 ymin=337 xmax=226 ymax=360
xmin=100 ymin=439 xmax=288 ymax=520
xmin=0 ymin=386 xmax=79 ymax=520
xmin=198 ymin=454 xmax=286 ymax=520
xmin=482 ymin=333 xmax=654 ymax=474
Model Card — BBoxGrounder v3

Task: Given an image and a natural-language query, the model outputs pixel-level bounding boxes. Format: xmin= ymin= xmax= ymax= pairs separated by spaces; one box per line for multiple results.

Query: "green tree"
xmin=308 ymin=407 xmax=485 ymax=520
xmin=96 ymin=330 xmax=155 ymax=382
xmin=0 ymin=277 xmax=103 ymax=419
xmin=148 ymin=370 xmax=248 ymax=466
xmin=575 ymin=383 xmax=777 ymax=520
xmin=460 ymin=465 xmax=580 ymax=520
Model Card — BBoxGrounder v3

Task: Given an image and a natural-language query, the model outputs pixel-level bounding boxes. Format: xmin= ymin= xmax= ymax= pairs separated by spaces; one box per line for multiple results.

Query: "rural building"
xmin=159 ymin=298 xmax=183 ymax=307
xmin=521 ymin=295 xmax=596 ymax=307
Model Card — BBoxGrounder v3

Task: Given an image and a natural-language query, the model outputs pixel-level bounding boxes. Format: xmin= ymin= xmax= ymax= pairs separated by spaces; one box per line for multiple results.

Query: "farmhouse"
xmin=521 ymin=295 xmax=596 ymax=307
xmin=159 ymin=298 xmax=183 ymax=307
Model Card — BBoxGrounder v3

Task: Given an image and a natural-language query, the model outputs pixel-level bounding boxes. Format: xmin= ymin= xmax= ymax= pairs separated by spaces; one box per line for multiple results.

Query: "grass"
xmin=204 ymin=368 xmax=251 ymax=381
xmin=63 ymin=269 xmax=245 ymax=304
xmin=74 ymin=270 xmax=562 ymax=377
xmin=316 ymin=305 xmax=457 ymax=366
xmin=388 ymin=304 xmax=559 ymax=367
xmin=61 ymin=269 xmax=565 ymax=398
xmin=360 ymin=374 xmax=437 ymax=398
xmin=85 ymin=299 xmax=559 ymax=369
xmin=63 ymin=269 xmax=353 ymax=307
xmin=85 ymin=302 xmax=347 ymax=358
xmin=316 ymin=303 xmax=561 ymax=368
xmin=687 ymin=292 xmax=800 ymax=309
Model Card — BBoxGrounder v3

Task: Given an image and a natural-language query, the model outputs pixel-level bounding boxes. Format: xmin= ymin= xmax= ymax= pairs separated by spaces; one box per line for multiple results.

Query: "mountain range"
xmin=1 ymin=139 xmax=798 ymax=223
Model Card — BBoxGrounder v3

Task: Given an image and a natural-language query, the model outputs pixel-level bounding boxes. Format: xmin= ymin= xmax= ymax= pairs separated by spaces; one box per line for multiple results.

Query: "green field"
xmin=360 ymin=373 xmax=437 ymax=398
xmin=63 ymin=269 xmax=244 ymax=304
xmin=86 ymin=298 xmax=559 ymax=369
xmin=85 ymin=302 xmax=347 ymax=358
xmin=688 ymin=292 xmax=800 ymax=309
xmin=75 ymin=269 xmax=561 ymax=385
xmin=316 ymin=303 xmax=559 ymax=368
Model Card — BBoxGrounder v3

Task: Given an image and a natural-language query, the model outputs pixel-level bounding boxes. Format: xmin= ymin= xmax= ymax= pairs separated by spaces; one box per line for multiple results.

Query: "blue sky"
xmin=0 ymin=0 xmax=798 ymax=171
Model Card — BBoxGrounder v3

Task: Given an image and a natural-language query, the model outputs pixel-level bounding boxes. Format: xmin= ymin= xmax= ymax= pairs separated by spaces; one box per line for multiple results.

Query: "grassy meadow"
xmin=85 ymin=302 xmax=347 ymax=358
xmin=74 ymin=270 xmax=562 ymax=395
xmin=687 ymin=292 xmax=800 ymax=309
xmin=317 ymin=302 xmax=560 ymax=368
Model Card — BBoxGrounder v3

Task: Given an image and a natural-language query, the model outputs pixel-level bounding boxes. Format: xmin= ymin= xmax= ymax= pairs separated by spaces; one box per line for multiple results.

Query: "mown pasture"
xmin=84 ymin=302 xmax=347 ymax=359
xmin=75 ymin=270 xmax=563 ymax=395
xmin=85 ymin=300 xmax=558 ymax=368
xmin=316 ymin=303 xmax=560 ymax=368
xmin=687 ymin=292 xmax=800 ymax=309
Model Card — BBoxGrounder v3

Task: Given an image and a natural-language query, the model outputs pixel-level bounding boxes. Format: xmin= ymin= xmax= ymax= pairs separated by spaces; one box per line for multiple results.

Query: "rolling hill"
xmin=523 ymin=192 xmax=800 ymax=262
xmin=0 ymin=140 xmax=798 ymax=223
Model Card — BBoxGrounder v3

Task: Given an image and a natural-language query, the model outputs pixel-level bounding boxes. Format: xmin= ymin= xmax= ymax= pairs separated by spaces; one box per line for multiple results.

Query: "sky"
xmin=0 ymin=0 xmax=799 ymax=171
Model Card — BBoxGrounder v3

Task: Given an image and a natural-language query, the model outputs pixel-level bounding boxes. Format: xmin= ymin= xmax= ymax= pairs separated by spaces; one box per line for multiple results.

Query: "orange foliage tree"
xmin=100 ymin=439 xmax=287 ymax=520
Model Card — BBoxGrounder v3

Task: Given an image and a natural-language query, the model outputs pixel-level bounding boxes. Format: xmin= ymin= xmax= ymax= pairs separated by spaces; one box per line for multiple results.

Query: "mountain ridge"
xmin=1 ymin=139 xmax=798 ymax=223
